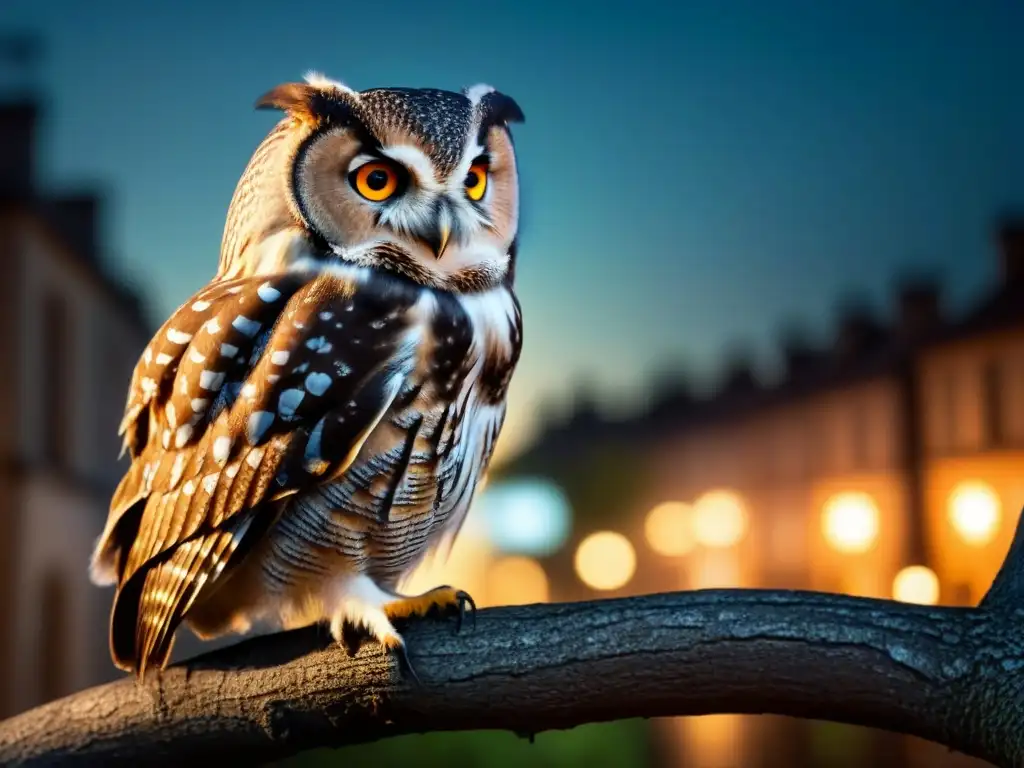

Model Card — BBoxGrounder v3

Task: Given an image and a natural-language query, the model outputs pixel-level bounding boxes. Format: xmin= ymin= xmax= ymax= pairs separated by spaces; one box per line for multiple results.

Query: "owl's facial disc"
xmin=344 ymin=146 xmax=493 ymax=263
xmin=293 ymin=118 xmax=519 ymax=292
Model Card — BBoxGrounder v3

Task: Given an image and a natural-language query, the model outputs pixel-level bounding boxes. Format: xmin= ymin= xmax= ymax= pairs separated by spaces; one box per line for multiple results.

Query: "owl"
xmin=89 ymin=73 xmax=525 ymax=678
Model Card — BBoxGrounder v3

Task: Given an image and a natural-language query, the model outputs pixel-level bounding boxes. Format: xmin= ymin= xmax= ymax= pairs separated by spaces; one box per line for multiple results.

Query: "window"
xmin=850 ymin=397 xmax=869 ymax=470
xmin=41 ymin=289 xmax=73 ymax=467
xmin=941 ymin=371 xmax=958 ymax=452
xmin=39 ymin=569 xmax=69 ymax=703
xmin=982 ymin=359 xmax=1005 ymax=448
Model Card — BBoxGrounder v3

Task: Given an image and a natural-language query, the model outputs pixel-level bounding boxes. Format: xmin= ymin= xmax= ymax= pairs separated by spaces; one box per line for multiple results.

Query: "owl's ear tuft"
xmin=476 ymin=89 xmax=525 ymax=126
xmin=255 ymin=81 xmax=355 ymax=127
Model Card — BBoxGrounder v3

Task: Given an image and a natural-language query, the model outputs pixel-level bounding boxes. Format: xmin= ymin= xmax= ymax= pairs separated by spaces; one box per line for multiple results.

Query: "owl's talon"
xmin=382 ymin=634 xmax=422 ymax=687
xmin=340 ymin=623 xmax=364 ymax=657
xmin=454 ymin=590 xmax=476 ymax=634
xmin=397 ymin=644 xmax=422 ymax=687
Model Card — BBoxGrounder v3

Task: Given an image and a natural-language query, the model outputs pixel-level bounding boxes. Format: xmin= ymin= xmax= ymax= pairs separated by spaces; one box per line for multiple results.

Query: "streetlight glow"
xmin=692 ymin=490 xmax=749 ymax=548
xmin=822 ymin=491 xmax=880 ymax=554
xmin=486 ymin=556 xmax=550 ymax=606
xmin=892 ymin=565 xmax=940 ymax=605
xmin=645 ymin=501 xmax=696 ymax=556
xmin=574 ymin=531 xmax=636 ymax=591
xmin=948 ymin=480 xmax=1001 ymax=546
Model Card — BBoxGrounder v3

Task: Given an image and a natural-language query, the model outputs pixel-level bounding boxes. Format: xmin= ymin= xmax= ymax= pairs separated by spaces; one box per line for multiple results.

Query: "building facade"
xmin=491 ymin=219 xmax=1024 ymax=768
xmin=0 ymin=98 xmax=150 ymax=717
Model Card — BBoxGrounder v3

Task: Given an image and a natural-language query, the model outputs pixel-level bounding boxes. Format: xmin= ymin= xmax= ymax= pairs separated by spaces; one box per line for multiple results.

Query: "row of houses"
xmin=493 ymin=219 xmax=1023 ymax=767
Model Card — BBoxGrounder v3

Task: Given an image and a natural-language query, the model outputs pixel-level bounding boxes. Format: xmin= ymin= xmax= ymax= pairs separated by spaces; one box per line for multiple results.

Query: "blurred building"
xmin=483 ymin=218 xmax=1024 ymax=768
xmin=0 ymin=94 xmax=150 ymax=716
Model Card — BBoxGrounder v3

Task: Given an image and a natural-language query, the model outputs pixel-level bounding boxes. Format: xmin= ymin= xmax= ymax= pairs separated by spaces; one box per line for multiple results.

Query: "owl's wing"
xmin=95 ymin=268 xmax=428 ymax=674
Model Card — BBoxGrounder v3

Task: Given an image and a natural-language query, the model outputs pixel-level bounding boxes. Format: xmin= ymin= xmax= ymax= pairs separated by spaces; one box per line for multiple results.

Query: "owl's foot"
xmin=384 ymin=585 xmax=477 ymax=632
xmin=326 ymin=575 xmax=422 ymax=685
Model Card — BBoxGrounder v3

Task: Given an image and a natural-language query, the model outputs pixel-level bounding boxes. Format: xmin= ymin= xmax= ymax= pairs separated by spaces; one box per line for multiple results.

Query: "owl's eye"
xmin=464 ymin=163 xmax=488 ymax=202
xmin=350 ymin=161 xmax=402 ymax=202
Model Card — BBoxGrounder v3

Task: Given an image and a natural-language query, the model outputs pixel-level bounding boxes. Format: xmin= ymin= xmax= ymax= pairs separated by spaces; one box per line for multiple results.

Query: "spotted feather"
xmin=94 ymin=267 xmax=432 ymax=672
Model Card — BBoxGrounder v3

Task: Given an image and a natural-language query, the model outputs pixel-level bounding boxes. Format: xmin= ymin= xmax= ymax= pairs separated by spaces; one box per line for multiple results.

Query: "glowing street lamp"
xmin=645 ymin=501 xmax=696 ymax=556
xmin=822 ymin=491 xmax=879 ymax=554
xmin=574 ymin=531 xmax=636 ymax=591
xmin=692 ymin=490 xmax=748 ymax=548
xmin=892 ymin=565 xmax=940 ymax=605
xmin=948 ymin=480 xmax=1001 ymax=547
xmin=487 ymin=556 xmax=550 ymax=606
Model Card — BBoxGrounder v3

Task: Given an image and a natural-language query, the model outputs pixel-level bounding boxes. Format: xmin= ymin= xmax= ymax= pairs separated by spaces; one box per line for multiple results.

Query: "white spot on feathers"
xmin=305 ymin=336 xmax=330 ymax=353
xmin=278 ymin=389 xmax=305 ymax=420
xmin=233 ymin=315 xmax=261 ymax=337
xmin=169 ymin=453 xmax=185 ymax=487
xmin=202 ymin=472 xmax=221 ymax=494
xmin=213 ymin=435 xmax=232 ymax=464
xmin=271 ymin=350 xmax=290 ymax=366
xmin=247 ymin=411 xmax=274 ymax=444
xmin=304 ymin=372 xmax=332 ymax=396
xmin=141 ymin=377 xmax=158 ymax=397
xmin=200 ymin=370 xmax=226 ymax=391
xmin=175 ymin=424 xmax=194 ymax=448
xmin=257 ymin=282 xmax=282 ymax=302
xmin=192 ymin=300 xmax=211 ymax=311
xmin=246 ymin=447 xmax=265 ymax=469
xmin=205 ymin=317 xmax=222 ymax=334
xmin=166 ymin=328 xmax=193 ymax=345
xmin=155 ymin=353 xmax=173 ymax=366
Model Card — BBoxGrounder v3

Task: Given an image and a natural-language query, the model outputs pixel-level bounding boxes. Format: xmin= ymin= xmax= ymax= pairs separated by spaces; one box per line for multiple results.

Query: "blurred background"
xmin=1 ymin=1 xmax=1022 ymax=766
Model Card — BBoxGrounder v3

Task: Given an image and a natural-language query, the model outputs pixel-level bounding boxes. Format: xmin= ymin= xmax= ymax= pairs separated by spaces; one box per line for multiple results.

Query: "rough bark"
xmin=3 ymin=513 xmax=1024 ymax=767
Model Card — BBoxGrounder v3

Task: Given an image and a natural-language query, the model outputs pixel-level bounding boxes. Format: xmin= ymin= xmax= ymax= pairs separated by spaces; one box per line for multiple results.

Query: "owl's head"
xmin=219 ymin=73 xmax=524 ymax=293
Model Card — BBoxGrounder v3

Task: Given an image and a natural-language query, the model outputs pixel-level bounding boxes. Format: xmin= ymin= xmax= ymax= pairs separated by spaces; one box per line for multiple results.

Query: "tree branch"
xmin=3 ymin=512 xmax=1024 ymax=767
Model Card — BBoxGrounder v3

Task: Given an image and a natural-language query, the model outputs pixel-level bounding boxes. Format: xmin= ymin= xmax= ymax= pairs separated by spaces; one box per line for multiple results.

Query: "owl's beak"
xmin=431 ymin=222 xmax=451 ymax=260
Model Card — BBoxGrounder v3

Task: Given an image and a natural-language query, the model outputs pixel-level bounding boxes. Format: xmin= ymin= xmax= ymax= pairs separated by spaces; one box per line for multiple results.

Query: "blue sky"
xmin=4 ymin=0 xmax=1023 ymax=457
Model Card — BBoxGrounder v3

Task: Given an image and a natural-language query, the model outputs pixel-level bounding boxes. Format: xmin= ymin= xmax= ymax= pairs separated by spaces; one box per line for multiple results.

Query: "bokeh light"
xmin=892 ymin=565 xmax=940 ymax=605
xmin=692 ymin=490 xmax=748 ymax=548
xmin=821 ymin=491 xmax=880 ymax=554
xmin=645 ymin=501 xmax=696 ymax=556
xmin=574 ymin=531 xmax=637 ymax=591
xmin=486 ymin=556 xmax=550 ymax=606
xmin=948 ymin=480 xmax=1001 ymax=546
xmin=475 ymin=478 xmax=572 ymax=556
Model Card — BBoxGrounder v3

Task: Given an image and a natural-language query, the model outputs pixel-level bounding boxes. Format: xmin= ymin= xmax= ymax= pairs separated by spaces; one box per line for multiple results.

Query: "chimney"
xmin=835 ymin=305 xmax=881 ymax=360
xmin=719 ymin=347 xmax=757 ymax=394
xmin=895 ymin=281 xmax=941 ymax=340
xmin=50 ymin=194 xmax=100 ymax=262
xmin=778 ymin=324 xmax=818 ymax=379
xmin=997 ymin=217 xmax=1024 ymax=287
xmin=0 ymin=101 xmax=37 ymax=197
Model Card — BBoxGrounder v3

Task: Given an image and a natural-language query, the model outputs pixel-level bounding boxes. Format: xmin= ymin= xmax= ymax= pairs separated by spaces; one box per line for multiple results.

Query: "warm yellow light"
xmin=645 ymin=501 xmax=696 ymax=556
xmin=892 ymin=565 xmax=940 ymax=605
xmin=486 ymin=556 xmax=549 ymax=606
xmin=821 ymin=491 xmax=880 ymax=554
xmin=574 ymin=531 xmax=636 ymax=591
xmin=692 ymin=490 xmax=748 ymax=548
xmin=948 ymin=480 xmax=1001 ymax=546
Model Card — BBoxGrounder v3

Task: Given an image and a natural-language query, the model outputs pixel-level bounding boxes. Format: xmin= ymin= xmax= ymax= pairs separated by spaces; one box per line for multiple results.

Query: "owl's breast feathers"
xmin=91 ymin=265 xmax=521 ymax=675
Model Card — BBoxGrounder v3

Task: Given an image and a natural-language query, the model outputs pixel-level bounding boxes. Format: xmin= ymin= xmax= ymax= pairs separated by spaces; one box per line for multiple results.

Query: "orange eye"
xmin=464 ymin=163 xmax=488 ymax=201
xmin=352 ymin=161 xmax=400 ymax=202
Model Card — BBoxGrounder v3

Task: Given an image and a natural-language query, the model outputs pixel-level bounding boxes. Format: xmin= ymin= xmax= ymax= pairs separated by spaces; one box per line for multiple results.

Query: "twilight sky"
xmin=4 ymin=0 xmax=1023 ymax=458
